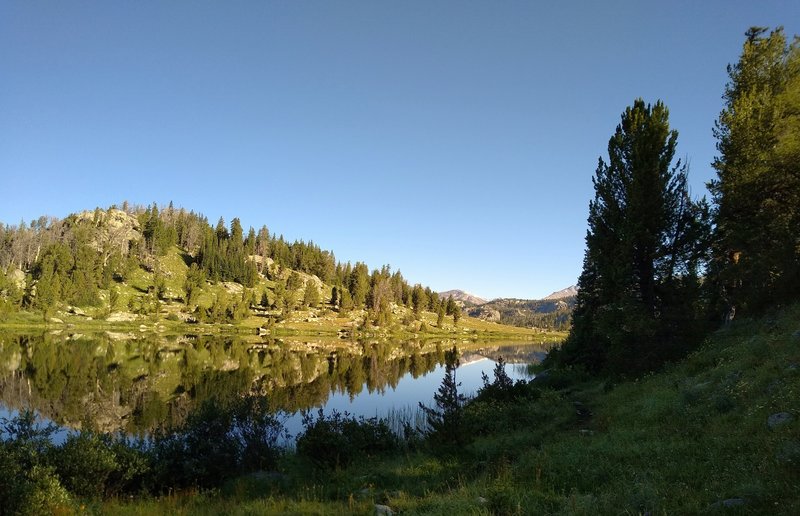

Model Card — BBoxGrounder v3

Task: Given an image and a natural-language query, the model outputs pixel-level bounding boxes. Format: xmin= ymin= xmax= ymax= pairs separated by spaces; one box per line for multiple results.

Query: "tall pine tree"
xmin=559 ymin=99 xmax=709 ymax=375
xmin=707 ymin=27 xmax=800 ymax=318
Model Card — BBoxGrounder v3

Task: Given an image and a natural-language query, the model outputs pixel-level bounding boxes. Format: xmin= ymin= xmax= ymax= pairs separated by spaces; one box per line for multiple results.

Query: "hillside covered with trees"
xmin=467 ymin=296 xmax=575 ymax=331
xmin=0 ymin=202 xmax=530 ymax=338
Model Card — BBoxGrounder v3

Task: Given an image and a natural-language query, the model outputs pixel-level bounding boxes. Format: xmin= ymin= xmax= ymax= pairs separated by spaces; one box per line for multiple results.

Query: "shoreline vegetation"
xmin=0 ymin=304 xmax=556 ymax=342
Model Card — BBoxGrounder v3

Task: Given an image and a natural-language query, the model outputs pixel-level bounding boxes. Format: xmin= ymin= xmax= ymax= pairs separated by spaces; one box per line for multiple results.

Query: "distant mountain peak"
xmin=543 ymin=285 xmax=579 ymax=300
xmin=438 ymin=290 xmax=488 ymax=306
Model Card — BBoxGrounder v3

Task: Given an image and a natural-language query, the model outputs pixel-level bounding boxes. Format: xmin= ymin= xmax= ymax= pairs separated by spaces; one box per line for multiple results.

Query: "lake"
xmin=0 ymin=332 xmax=550 ymax=438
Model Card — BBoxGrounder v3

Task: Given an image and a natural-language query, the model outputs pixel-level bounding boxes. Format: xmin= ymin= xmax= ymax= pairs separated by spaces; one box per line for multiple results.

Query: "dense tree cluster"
xmin=196 ymin=217 xmax=259 ymax=287
xmin=558 ymin=27 xmax=800 ymax=376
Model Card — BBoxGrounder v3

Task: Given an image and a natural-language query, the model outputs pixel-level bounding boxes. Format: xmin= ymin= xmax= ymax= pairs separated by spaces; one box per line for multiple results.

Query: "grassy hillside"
xmin=98 ymin=304 xmax=799 ymax=514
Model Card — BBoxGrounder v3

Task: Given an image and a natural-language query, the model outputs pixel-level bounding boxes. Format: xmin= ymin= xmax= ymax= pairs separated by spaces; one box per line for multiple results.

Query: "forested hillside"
xmin=468 ymin=296 xmax=575 ymax=330
xmin=0 ymin=202 xmax=476 ymax=333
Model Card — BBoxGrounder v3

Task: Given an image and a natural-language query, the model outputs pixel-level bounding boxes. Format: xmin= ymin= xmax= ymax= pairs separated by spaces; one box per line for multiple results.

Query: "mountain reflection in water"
xmin=0 ymin=332 xmax=550 ymax=435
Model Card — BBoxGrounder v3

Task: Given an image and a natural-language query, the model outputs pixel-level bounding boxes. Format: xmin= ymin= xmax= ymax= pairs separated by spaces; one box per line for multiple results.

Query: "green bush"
xmin=232 ymin=395 xmax=288 ymax=472
xmin=152 ymin=396 xmax=286 ymax=490
xmin=0 ymin=412 xmax=72 ymax=514
xmin=105 ymin=436 xmax=153 ymax=495
xmin=51 ymin=432 xmax=117 ymax=498
xmin=296 ymin=409 xmax=400 ymax=470
xmin=153 ymin=399 xmax=242 ymax=489
xmin=19 ymin=465 xmax=73 ymax=515
xmin=476 ymin=357 xmax=533 ymax=403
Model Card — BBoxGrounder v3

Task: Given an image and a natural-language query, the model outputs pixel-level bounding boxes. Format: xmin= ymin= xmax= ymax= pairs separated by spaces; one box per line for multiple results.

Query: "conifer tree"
xmin=707 ymin=27 xmax=800 ymax=317
xmin=215 ymin=217 xmax=228 ymax=241
xmin=412 ymin=285 xmax=427 ymax=315
xmin=348 ymin=262 xmax=370 ymax=307
xmin=339 ymin=288 xmax=353 ymax=315
xmin=559 ymin=99 xmax=709 ymax=374
xmin=330 ymin=285 xmax=339 ymax=308
xmin=303 ymin=280 xmax=319 ymax=308
xmin=245 ymin=227 xmax=256 ymax=256
xmin=445 ymin=296 xmax=456 ymax=316
xmin=184 ymin=263 xmax=206 ymax=306
xmin=419 ymin=347 xmax=467 ymax=449
xmin=452 ymin=303 xmax=461 ymax=326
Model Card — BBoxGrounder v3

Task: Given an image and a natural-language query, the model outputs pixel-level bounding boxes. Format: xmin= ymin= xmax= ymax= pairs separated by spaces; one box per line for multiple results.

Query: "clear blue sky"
xmin=1 ymin=1 xmax=798 ymax=300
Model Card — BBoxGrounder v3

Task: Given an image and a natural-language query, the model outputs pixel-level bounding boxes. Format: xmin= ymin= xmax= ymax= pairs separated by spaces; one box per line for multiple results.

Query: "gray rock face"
xmin=767 ymin=412 xmax=794 ymax=430
xmin=67 ymin=306 xmax=86 ymax=316
xmin=8 ymin=268 xmax=25 ymax=290
xmin=73 ymin=209 xmax=142 ymax=253
xmin=470 ymin=306 xmax=501 ymax=322
xmin=374 ymin=504 xmax=393 ymax=516
xmin=715 ymin=498 xmax=746 ymax=508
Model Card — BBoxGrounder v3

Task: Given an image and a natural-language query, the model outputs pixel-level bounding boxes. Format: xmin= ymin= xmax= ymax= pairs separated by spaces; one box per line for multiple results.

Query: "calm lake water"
xmin=0 ymin=332 xmax=549 ymax=438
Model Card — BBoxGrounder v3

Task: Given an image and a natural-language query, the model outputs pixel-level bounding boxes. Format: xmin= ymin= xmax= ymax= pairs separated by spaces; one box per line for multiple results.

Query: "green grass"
xmin=105 ymin=304 xmax=800 ymax=514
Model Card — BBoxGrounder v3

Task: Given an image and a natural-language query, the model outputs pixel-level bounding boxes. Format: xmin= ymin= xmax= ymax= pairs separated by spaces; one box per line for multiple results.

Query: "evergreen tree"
xmin=272 ymin=280 xmax=285 ymax=311
xmin=215 ymin=217 xmax=229 ymax=241
xmin=338 ymin=288 xmax=353 ymax=315
xmin=424 ymin=287 xmax=437 ymax=311
xmin=152 ymin=263 xmax=167 ymax=300
xmin=445 ymin=296 xmax=456 ymax=316
xmin=184 ymin=263 xmax=206 ymax=306
xmin=707 ymin=27 xmax=800 ymax=318
xmin=348 ymin=262 xmax=370 ymax=307
xmin=330 ymin=285 xmax=339 ymax=308
xmin=411 ymin=284 xmax=427 ymax=315
xmin=303 ymin=280 xmax=320 ymax=308
xmin=559 ymin=99 xmax=709 ymax=375
xmin=286 ymin=271 xmax=303 ymax=291
xmin=419 ymin=347 xmax=468 ymax=450
xmin=452 ymin=303 xmax=461 ymax=326
xmin=245 ymin=227 xmax=257 ymax=256
xmin=230 ymin=218 xmax=244 ymax=248
xmin=436 ymin=302 xmax=445 ymax=327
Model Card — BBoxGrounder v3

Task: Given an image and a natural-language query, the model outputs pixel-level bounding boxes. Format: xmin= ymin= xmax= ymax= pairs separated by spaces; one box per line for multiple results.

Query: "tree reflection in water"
xmin=0 ymin=332 xmax=545 ymax=435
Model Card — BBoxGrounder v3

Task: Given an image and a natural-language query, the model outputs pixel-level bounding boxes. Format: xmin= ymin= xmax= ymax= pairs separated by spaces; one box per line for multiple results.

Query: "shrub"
xmin=476 ymin=357 xmax=532 ymax=403
xmin=0 ymin=412 xmax=72 ymax=514
xmin=296 ymin=409 xmax=400 ymax=470
xmin=152 ymin=396 xmax=286 ymax=490
xmin=232 ymin=395 xmax=288 ymax=472
xmin=51 ymin=432 xmax=117 ymax=498
xmin=104 ymin=436 xmax=153 ymax=496
xmin=153 ymin=399 xmax=240 ymax=489
xmin=21 ymin=465 xmax=73 ymax=515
